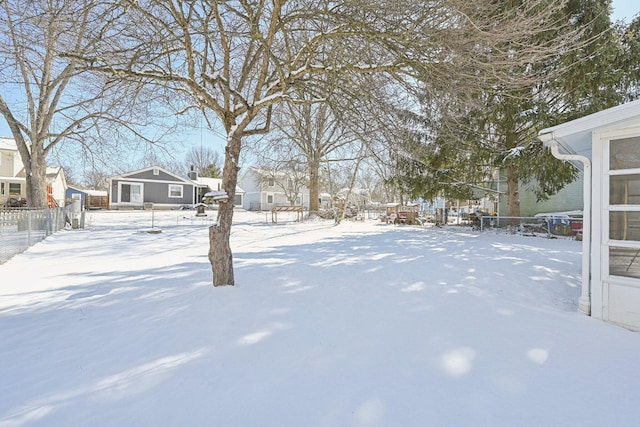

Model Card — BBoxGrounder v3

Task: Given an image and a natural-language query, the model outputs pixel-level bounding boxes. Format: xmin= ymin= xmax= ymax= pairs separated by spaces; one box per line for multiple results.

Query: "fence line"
xmin=477 ymin=215 xmax=583 ymax=237
xmin=0 ymin=206 xmax=75 ymax=264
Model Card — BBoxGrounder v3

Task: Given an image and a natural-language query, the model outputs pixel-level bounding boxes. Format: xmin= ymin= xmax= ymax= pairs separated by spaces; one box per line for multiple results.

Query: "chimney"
xmin=188 ymin=165 xmax=198 ymax=180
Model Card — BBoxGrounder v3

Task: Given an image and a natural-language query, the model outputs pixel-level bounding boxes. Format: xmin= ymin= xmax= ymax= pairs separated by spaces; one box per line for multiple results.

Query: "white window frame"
xmin=153 ymin=167 xmax=160 ymax=175
xmin=603 ymin=133 xmax=640 ymax=281
xmin=118 ymin=181 xmax=144 ymax=204
xmin=168 ymin=184 xmax=183 ymax=198
xmin=266 ymin=193 xmax=274 ymax=204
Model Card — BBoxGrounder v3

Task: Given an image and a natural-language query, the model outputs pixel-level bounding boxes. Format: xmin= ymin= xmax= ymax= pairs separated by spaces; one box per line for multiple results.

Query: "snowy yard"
xmin=1 ymin=210 xmax=640 ymax=427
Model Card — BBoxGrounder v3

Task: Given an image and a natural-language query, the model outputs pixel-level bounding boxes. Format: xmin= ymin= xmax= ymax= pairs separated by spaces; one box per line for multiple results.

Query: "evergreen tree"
xmin=392 ymin=0 xmax=625 ymax=216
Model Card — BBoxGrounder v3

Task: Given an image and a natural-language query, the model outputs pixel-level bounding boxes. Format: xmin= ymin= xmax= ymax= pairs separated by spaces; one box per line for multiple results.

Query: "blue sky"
xmin=612 ymin=0 xmax=640 ymax=22
xmin=1 ymin=2 xmax=639 ymax=178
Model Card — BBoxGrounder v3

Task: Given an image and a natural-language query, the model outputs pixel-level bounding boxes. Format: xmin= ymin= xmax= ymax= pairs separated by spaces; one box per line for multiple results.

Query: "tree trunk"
xmin=506 ymin=165 xmax=520 ymax=217
xmin=308 ymin=158 xmax=320 ymax=215
xmin=26 ymin=147 xmax=49 ymax=209
xmin=208 ymin=132 xmax=242 ymax=286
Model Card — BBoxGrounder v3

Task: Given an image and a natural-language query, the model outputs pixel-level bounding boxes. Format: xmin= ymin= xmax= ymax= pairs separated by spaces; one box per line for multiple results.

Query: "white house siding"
xmin=539 ymin=99 xmax=640 ymax=330
xmin=46 ymin=167 xmax=67 ymax=207
xmin=0 ymin=138 xmax=26 ymax=204
xmin=238 ymin=167 xmax=310 ymax=211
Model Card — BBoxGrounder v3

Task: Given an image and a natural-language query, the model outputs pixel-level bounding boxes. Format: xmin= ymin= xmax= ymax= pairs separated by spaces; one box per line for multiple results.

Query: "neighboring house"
xmin=66 ymin=186 xmax=109 ymax=210
xmin=15 ymin=165 xmax=67 ymax=207
xmin=539 ymin=98 xmax=640 ymax=330
xmin=45 ymin=166 xmax=67 ymax=207
xmin=0 ymin=137 xmax=26 ymax=206
xmin=238 ymin=166 xmax=310 ymax=211
xmin=191 ymin=174 xmax=244 ymax=208
xmin=1 ymin=137 xmax=67 ymax=207
xmin=496 ymin=173 xmax=584 ymax=217
xmin=108 ymin=166 xmax=195 ymax=209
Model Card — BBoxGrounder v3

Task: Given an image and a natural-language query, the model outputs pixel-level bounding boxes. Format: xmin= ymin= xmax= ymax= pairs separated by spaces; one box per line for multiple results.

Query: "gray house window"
xmin=168 ymin=184 xmax=183 ymax=198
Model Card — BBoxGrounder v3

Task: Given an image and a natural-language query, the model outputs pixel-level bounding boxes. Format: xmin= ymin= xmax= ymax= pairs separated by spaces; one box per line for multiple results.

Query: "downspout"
xmin=539 ymin=133 xmax=592 ymax=315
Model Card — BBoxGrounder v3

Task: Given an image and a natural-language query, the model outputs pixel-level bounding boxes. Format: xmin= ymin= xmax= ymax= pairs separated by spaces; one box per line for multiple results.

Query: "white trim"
xmin=117 ymin=181 xmax=144 ymax=205
xmin=539 ymin=99 xmax=640 ymax=141
xmin=168 ymin=184 xmax=183 ymax=198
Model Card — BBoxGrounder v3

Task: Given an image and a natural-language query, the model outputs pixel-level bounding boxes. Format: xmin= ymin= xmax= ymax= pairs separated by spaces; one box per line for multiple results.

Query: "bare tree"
xmin=74 ymin=0 xmax=585 ymax=286
xmin=260 ymin=160 xmax=308 ymax=206
xmin=0 ymin=0 xmax=179 ymax=207
xmin=184 ymin=146 xmax=223 ymax=178
xmin=253 ymin=100 xmax=356 ymax=214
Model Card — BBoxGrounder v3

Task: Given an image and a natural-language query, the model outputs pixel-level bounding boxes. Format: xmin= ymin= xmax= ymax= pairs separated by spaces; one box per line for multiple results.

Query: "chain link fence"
xmin=476 ymin=215 xmax=583 ymax=238
xmin=0 ymin=206 xmax=76 ymax=264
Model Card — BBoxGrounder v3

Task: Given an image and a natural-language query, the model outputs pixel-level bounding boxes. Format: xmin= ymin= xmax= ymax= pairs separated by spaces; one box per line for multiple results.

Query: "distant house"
xmin=191 ymin=174 xmax=245 ymax=208
xmin=0 ymin=137 xmax=26 ymax=206
xmin=539 ymin=99 xmax=640 ymax=330
xmin=66 ymin=186 xmax=109 ymax=210
xmin=1 ymin=137 xmax=67 ymax=207
xmin=108 ymin=166 xmax=195 ymax=209
xmin=45 ymin=166 xmax=68 ymax=207
xmin=238 ymin=166 xmax=309 ymax=211
xmin=495 ymin=173 xmax=584 ymax=217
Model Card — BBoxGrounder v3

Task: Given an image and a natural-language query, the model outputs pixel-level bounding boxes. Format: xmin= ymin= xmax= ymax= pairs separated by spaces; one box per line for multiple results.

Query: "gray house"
xmin=108 ymin=166 xmax=195 ymax=209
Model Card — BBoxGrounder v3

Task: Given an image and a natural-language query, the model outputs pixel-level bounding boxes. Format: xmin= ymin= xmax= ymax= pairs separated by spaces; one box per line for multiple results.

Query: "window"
xmin=0 ymin=183 xmax=4 ymax=195
xmin=267 ymin=177 xmax=275 ymax=187
xmin=267 ymin=194 xmax=274 ymax=204
xmin=153 ymin=167 xmax=160 ymax=175
xmin=610 ymin=137 xmax=640 ymax=170
xmin=120 ymin=183 xmax=143 ymax=203
xmin=608 ymin=136 xmax=640 ymax=279
xmin=610 ymin=212 xmax=640 ymax=241
xmin=9 ymin=183 xmax=21 ymax=195
xmin=610 ymin=246 xmax=640 ymax=279
xmin=610 ymin=174 xmax=640 ymax=205
xmin=168 ymin=184 xmax=183 ymax=198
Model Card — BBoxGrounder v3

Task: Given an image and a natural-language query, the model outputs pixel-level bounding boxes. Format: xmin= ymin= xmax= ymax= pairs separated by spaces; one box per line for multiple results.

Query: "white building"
xmin=539 ymin=99 xmax=640 ymax=330
xmin=238 ymin=167 xmax=309 ymax=211
xmin=0 ymin=137 xmax=26 ymax=206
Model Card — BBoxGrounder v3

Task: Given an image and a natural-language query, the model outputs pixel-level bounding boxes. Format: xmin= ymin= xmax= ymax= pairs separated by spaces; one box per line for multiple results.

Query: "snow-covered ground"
xmin=1 ymin=210 xmax=639 ymax=427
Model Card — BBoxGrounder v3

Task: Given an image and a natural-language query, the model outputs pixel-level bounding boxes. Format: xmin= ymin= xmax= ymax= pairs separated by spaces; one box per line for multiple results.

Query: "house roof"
xmin=109 ymin=165 xmax=193 ymax=184
xmin=193 ymin=176 xmax=245 ymax=194
xmin=538 ymin=99 xmax=640 ymax=161
xmin=46 ymin=166 xmax=67 ymax=187
xmin=0 ymin=137 xmax=17 ymax=151
xmin=46 ymin=166 xmax=62 ymax=177
xmin=67 ymin=185 xmax=108 ymax=196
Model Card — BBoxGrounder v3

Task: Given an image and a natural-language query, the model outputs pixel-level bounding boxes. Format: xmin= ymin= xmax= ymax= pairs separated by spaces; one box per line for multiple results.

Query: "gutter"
xmin=539 ymin=132 xmax=592 ymax=316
